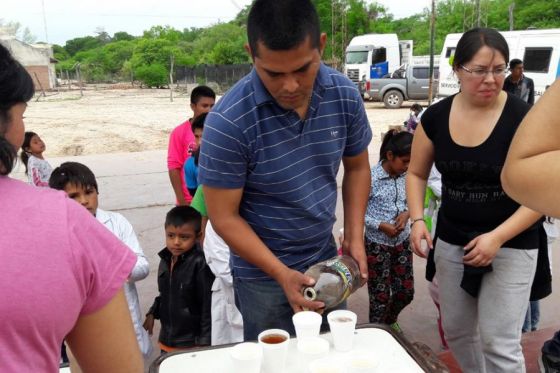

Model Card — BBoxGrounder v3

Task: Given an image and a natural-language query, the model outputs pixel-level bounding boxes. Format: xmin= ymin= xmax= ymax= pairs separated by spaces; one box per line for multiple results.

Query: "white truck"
xmin=438 ymin=28 xmax=560 ymax=100
xmin=344 ymin=34 xmax=413 ymax=89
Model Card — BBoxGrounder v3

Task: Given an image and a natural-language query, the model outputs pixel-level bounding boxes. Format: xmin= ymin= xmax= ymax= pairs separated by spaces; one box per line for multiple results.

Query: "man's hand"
xmin=143 ymin=314 xmax=154 ymax=335
xmin=463 ymin=232 xmax=503 ymax=267
xmin=276 ymin=267 xmax=324 ymax=313
xmin=394 ymin=211 xmax=410 ymax=231
xmin=342 ymin=238 xmax=368 ymax=287
xmin=379 ymin=222 xmax=399 ymax=238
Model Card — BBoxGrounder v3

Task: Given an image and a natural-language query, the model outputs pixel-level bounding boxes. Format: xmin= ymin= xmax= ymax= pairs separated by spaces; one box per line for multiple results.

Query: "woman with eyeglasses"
xmin=406 ymin=28 xmax=542 ymax=372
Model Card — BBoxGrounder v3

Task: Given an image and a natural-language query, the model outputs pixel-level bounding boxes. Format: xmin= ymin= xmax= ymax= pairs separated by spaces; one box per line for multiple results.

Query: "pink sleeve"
xmin=167 ymin=125 xmax=185 ymax=170
xmin=31 ymin=168 xmax=48 ymax=187
xmin=66 ymin=199 xmax=136 ymax=315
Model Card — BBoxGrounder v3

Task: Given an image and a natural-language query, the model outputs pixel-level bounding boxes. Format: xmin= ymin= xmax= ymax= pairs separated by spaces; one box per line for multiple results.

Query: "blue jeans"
xmin=233 ymin=277 xmax=346 ymax=341
xmin=522 ymin=300 xmax=540 ymax=332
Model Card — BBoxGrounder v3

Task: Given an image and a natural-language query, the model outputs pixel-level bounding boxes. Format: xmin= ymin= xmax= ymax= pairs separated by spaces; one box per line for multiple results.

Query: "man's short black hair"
xmin=247 ymin=0 xmax=321 ymax=57
xmin=190 ymin=85 xmax=216 ymax=105
xmin=165 ymin=205 xmax=201 ymax=233
xmin=49 ymin=161 xmax=99 ymax=192
xmin=509 ymin=58 xmax=523 ymax=69
xmin=191 ymin=112 xmax=207 ymax=133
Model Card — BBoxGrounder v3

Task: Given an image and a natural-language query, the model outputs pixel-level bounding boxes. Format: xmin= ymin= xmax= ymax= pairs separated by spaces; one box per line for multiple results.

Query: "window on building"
xmin=523 ymin=47 xmax=552 ymax=73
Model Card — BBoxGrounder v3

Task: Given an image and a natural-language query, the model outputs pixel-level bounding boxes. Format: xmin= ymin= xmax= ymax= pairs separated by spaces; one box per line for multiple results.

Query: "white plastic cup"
xmin=297 ymin=336 xmax=330 ymax=370
xmin=345 ymin=349 xmax=378 ymax=373
xmin=258 ymin=328 xmax=290 ymax=373
xmin=229 ymin=342 xmax=263 ymax=373
xmin=308 ymin=357 xmax=345 ymax=373
xmin=293 ymin=311 xmax=322 ymax=339
xmin=327 ymin=310 xmax=357 ymax=352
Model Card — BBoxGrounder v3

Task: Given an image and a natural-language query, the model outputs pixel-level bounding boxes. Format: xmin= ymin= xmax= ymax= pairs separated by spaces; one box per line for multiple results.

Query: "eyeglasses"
xmin=459 ymin=65 xmax=507 ymax=78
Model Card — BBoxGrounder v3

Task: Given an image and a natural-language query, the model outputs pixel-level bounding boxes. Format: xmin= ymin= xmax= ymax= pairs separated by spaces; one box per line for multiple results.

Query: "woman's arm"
xmin=463 ymin=206 xmax=542 ymax=266
xmin=66 ymin=289 xmax=143 ymax=373
xmin=406 ymin=124 xmax=435 ymax=257
xmin=502 ymin=79 xmax=560 ymax=217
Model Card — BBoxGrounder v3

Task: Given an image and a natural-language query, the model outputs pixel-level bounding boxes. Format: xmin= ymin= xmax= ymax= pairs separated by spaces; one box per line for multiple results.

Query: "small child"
xmin=365 ymin=130 xmax=414 ymax=332
xmin=184 ymin=112 xmax=207 ymax=197
xmin=406 ymin=104 xmax=423 ymax=133
xmin=48 ymin=162 xmax=153 ymax=359
xmin=21 ymin=131 xmax=52 ymax=186
xmin=143 ymin=206 xmax=214 ymax=353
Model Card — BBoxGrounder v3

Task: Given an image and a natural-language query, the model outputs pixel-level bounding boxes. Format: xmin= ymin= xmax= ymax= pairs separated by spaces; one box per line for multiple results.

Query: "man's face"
xmin=190 ymin=97 xmax=215 ymax=119
xmin=511 ymin=64 xmax=524 ymax=79
xmin=64 ymin=183 xmax=99 ymax=216
xmin=248 ymin=34 xmax=326 ymax=114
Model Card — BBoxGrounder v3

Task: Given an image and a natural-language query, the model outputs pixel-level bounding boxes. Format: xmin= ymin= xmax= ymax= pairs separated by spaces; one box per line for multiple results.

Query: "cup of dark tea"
xmin=258 ymin=328 xmax=290 ymax=373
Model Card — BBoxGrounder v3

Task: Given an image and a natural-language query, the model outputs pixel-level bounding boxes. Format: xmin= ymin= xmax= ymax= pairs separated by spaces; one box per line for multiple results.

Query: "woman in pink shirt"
xmin=0 ymin=44 xmax=143 ymax=372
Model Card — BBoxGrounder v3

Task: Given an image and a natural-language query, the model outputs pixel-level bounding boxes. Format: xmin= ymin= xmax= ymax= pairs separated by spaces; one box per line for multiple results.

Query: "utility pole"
xmin=475 ymin=0 xmax=481 ymax=27
xmin=509 ymin=3 xmax=515 ymax=31
xmin=41 ymin=0 xmax=49 ymax=43
xmin=428 ymin=0 xmax=436 ymax=104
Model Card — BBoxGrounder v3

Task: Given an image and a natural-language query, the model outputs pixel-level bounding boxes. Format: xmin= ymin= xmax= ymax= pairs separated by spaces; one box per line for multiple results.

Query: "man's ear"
xmin=245 ymin=43 xmax=254 ymax=61
xmin=386 ymin=151 xmax=395 ymax=161
xmin=190 ymin=102 xmax=196 ymax=113
xmin=319 ymin=32 xmax=327 ymax=57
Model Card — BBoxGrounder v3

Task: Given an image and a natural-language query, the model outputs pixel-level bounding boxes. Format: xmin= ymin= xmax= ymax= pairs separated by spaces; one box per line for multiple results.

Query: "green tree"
xmin=113 ymin=31 xmax=135 ymax=42
xmin=135 ymin=63 xmax=168 ymax=87
xmin=64 ymin=36 xmax=102 ymax=56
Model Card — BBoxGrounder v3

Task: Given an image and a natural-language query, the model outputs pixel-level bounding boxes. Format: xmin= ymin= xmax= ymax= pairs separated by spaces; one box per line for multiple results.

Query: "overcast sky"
xmin=2 ymin=0 xmax=432 ymax=45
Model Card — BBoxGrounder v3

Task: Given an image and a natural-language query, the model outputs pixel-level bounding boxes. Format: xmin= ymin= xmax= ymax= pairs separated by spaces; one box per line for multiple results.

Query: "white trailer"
xmin=437 ymin=28 xmax=560 ymax=100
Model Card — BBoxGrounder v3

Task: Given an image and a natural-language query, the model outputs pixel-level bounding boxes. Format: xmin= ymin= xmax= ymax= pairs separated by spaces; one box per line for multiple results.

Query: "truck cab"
xmin=344 ymin=34 xmax=406 ymax=92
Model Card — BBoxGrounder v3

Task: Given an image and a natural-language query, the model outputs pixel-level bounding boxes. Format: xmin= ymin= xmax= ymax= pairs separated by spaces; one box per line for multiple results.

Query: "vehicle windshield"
xmin=346 ymin=51 xmax=368 ymax=64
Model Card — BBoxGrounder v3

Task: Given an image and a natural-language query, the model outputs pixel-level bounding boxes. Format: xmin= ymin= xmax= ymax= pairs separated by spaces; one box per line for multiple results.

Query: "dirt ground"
xmin=25 ymin=88 xmax=425 ymax=157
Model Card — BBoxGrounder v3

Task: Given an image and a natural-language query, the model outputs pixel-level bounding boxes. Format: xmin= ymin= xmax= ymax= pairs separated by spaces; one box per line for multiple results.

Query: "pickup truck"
xmin=362 ymin=64 xmax=439 ymax=108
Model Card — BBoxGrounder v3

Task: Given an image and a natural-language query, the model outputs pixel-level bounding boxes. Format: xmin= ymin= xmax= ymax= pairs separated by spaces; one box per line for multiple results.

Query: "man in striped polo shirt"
xmin=198 ymin=0 xmax=372 ymax=341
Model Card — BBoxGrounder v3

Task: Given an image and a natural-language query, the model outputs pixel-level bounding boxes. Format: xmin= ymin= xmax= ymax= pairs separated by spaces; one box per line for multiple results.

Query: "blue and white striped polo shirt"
xmin=198 ymin=63 xmax=372 ymax=279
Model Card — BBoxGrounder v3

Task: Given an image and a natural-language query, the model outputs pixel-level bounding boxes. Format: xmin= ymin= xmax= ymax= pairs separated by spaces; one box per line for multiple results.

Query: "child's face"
xmin=190 ymin=97 xmax=215 ymax=119
xmin=165 ymin=223 xmax=199 ymax=257
xmin=64 ymin=183 xmax=99 ymax=216
xmin=193 ymin=128 xmax=203 ymax=148
xmin=27 ymin=135 xmax=46 ymax=155
xmin=386 ymin=152 xmax=411 ymax=176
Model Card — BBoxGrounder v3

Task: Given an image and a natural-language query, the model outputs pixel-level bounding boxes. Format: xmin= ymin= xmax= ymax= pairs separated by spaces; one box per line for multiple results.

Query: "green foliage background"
xmin=53 ymin=0 xmax=560 ymax=85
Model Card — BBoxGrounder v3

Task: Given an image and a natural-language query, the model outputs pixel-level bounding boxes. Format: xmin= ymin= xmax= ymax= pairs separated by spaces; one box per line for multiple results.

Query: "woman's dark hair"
xmin=20 ymin=131 xmax=38 ymax=174
xmin=0 ymin=44 xmax=35 ymax=175
xmin=379 ymin=130 xmax=413 ymax=161
xmin=247 ymin=0 xmax=321 ymax=56
xmin=453 ymin=28 xmax=509 ymax=70
xmin=49 ymin=161 xmax=99 ymax=193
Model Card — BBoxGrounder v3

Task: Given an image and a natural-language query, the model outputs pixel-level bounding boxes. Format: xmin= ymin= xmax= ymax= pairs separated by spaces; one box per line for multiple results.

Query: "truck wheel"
xmin=383 ymin=90 xmax=404 ymax=109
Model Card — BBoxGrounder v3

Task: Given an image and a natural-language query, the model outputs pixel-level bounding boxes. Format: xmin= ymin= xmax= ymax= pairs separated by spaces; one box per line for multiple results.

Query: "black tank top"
xmin=422 ymin=93 xmax=539 ymax=248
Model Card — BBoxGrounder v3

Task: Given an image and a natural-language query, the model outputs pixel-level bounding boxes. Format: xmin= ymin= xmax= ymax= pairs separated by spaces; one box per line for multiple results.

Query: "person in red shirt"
xmin=168 ymin=86 xmax=215 ymax=205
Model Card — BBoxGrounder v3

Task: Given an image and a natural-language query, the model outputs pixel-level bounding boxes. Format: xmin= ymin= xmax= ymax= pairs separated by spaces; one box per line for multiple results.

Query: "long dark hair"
xmin=20 ymin=131 xmax=37 ymax=175
xmin=379 ymin=130 xmax=413 ymax=161
xmin=0 ymin=44 xmax=35 ymax=175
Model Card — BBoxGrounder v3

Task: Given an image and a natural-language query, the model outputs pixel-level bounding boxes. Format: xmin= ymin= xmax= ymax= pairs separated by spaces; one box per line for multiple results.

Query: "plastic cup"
xmin=258 ymin=328 xmax=290 ymax=373
xmin=229 ymin=342 xmax=263 ymax=373
xmin=308 ymin=357 xmax=345 ymax=373
xmin=293 ymin=311 xmax=322 ymax=339
xmin=345 ymin=350 xmax=378 ymax=373
xmin=327 ymin=310 xmax=357 ymax=352
xmin=297 ymin=336 xmax=330 ymax=370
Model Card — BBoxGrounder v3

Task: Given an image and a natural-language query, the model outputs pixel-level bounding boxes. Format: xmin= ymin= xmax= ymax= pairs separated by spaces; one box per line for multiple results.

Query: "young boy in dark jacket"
xmin=143 ymin=206 xmax=214 ymax=353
